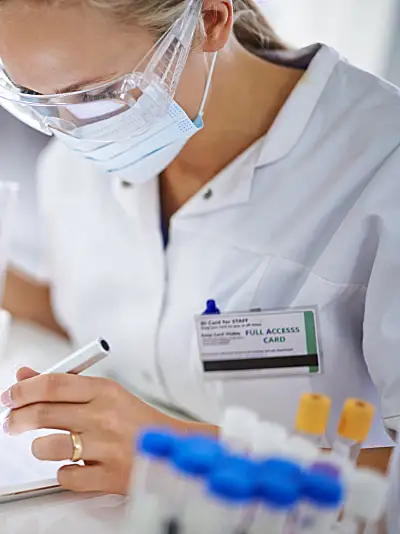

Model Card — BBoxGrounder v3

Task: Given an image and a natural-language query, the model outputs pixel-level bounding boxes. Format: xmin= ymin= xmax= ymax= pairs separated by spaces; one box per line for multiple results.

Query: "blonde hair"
xmin=85 ymin=0 xmax=286 ymax=50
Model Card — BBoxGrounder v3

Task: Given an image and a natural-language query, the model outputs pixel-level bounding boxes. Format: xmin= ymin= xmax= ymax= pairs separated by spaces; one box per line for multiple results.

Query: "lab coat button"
xmin=203 ymin=188 xmax=213 ymax=200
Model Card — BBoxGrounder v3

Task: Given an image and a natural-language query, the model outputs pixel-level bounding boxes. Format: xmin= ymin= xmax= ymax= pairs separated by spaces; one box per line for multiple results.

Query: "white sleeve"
xmin=363 ymin=149 xmax=400 ymax=432
xmin=12 ymin=138 xmax=78 ymax=284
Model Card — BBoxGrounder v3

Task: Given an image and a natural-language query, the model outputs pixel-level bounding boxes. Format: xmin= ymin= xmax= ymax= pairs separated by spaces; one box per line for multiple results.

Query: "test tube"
xmin=295 ymin=393 xmax=332 ymax=446
xmin=386 ymin=432 xmax=400 ymax=534
xmin=332 ymin=399 xmax=375 ymax=463
xmin=220 ymin=406 xmax=260 ymax=453
xmin=340 ymin=468 xmax=388 ymax=534
xmin=295 ymin=471 xmax=344 ymax=534
xmin=164 ymin=435 xmax=225 ymax=534
xmin=126 ymin=428 xmax=178 ymax=534
xmin=236 ymin=457 xmax=304 ymax=534
xmin=248 ymin=461 xmax=303 ymax=534
xmin=250 ymin=421 xmax=289 ymax=458
xmin=194 ymin=456 xmax=258 ymax=534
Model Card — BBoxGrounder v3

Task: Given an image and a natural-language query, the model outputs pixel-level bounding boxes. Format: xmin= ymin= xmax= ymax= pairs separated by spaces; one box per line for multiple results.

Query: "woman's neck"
xmin=160 ymin=39 xmax=304 ymax=221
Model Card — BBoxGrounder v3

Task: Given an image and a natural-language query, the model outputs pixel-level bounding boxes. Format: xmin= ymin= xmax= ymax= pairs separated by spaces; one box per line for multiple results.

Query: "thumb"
xmin=16 ymin=367 xmax=39 ymax=382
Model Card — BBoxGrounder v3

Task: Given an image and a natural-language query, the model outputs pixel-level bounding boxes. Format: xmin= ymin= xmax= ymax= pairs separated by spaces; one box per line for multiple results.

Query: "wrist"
xmin=144 ymin=402 xmax=218 ymax=437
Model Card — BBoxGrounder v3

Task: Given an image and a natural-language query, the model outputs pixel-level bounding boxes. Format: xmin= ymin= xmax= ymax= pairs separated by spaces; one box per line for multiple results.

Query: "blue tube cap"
xmin=309 ymin=462 xmax=341 ymax=479
xmin=216 ymin=455 xmax=259 ymax=476
xmin=259 ymin=458 xmax=304 ymax=483
xmin=301 ymin=472 xmax=344 ymax=508
xmin=172 ymin=436 xmax=224 ymax=477
xmin=207 ymin=457 xmax=257 ymax=503
xmin=136 ymin=428 xmax=178 ymax=459
xmin=259 ymin=473 xmax=301 ymax=510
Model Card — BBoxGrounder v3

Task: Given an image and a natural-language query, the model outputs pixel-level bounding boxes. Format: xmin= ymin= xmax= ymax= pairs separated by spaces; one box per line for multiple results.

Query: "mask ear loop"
xmin=198 ymin=52 xmax=218 ymax=118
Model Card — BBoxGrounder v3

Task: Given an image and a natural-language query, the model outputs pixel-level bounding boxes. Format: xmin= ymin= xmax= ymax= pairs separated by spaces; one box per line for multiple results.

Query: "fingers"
xmin=32 ymin=433 xmax=77 ymax=462
xmin=32 ymin=433 xmax=117 ymax=463
xmin=58 ymin=464 xmax=129 ymax=495
xmin=4 ymin=373 xmax=99 ymax=409
xmin=16 ymin=367 xmax=39 ymax=382
xmin=6 ymin=402 xmax=91 ymax=435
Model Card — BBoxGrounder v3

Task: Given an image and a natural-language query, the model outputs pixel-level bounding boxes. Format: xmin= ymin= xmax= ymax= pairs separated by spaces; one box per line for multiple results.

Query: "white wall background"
xmin=261 ymin=0 xmax=399 ymax=77
xmin=387 ymin=0 xmax=400 ymax=84
xmin=0 ymin=110 xmax=48 ymax=277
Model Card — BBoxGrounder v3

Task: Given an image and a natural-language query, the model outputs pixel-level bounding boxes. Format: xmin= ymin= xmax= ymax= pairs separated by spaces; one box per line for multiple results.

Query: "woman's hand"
xmin=1 ymin=368 xmax=172 ymax=495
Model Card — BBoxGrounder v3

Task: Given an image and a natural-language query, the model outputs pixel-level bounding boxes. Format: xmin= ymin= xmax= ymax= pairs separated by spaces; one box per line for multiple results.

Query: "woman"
xmin=0 ymin=0 xmax=399 ymax=495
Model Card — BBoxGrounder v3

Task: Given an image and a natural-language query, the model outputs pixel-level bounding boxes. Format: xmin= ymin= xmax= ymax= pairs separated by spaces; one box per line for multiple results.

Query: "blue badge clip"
xmin=202 ymin=300 xmax=221 ymax=315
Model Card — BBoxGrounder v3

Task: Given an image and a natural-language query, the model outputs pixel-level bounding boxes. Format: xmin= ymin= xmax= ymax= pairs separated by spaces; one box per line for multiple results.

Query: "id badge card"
xmin=195 ymin=307 xmax=322 ymax=379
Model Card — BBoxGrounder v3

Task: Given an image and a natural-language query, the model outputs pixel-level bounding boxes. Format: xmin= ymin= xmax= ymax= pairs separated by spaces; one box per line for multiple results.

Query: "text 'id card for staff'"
xmin=195 ymin=307 xmax=321 ymax=379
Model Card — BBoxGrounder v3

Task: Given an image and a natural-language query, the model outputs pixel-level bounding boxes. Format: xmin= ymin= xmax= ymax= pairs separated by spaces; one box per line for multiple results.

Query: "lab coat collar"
xmin=255 ymin=45 xmax=340 ymax=168
xmin=176 ymin=45 xmax=341 ymax=217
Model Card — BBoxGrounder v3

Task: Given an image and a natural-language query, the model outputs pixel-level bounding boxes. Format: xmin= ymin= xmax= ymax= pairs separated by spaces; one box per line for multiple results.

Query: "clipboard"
xmin=0 ymin=430 xmax=69 ymax=504
xmin=0 ymin=480 xmax=64 ymax=504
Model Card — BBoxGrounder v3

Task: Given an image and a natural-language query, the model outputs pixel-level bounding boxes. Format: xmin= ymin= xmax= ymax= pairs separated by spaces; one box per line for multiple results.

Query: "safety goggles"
xmin=0 ymin=0 xmax=202 ymax=142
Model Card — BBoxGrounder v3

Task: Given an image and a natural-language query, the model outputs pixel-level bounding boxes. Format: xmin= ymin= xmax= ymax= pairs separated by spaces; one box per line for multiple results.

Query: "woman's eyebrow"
xmin=55 ymin=73 xmax=119 ymax=94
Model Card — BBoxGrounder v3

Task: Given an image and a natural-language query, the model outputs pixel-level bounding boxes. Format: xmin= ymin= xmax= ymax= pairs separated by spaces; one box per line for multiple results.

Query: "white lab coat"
xmin=32 ymin=44 xmax=400 ymax=446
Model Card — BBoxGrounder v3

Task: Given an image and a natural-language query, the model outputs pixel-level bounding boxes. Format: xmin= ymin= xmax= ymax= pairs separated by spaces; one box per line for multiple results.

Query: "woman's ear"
xmin=202 ymin=0 xmax=233 ymax=52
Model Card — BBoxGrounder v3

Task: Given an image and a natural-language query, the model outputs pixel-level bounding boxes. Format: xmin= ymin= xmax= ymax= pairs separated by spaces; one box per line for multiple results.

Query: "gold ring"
xmin=70 ymin=432 xmax=83 ymax=463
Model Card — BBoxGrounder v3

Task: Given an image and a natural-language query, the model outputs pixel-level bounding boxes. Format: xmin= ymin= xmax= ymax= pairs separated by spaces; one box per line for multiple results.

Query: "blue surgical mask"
xmin=55 ymin=54 xmax=217 ymax=185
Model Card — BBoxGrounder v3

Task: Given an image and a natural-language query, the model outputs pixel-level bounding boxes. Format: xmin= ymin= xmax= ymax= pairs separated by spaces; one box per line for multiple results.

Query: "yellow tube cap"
xmin=337 ymin=399 xmax=375 ymax=443
xmin=295 ymin=393 xmax=332 ymax=436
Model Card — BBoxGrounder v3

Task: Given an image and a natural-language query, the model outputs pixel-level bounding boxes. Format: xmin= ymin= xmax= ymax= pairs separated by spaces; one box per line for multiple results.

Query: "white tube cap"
xmin=281 ymin=435 xmax=319 ymax=463
xmin=346 ymin=468 xmax=389 ymax=522
xmin=220 ymin=406 xmax=259 ymax=451
xmin=251 ymin=421 xmax=289 ymax=456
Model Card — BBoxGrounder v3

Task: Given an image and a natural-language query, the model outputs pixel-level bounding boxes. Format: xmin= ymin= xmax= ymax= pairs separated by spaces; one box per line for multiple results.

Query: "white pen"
xmin=0 ymin=337 xmax=110 ymax=418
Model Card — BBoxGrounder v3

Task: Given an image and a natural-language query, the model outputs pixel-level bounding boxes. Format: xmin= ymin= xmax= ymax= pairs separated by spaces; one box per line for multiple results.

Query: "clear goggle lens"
xmin=0 ymin=0 xmax=201 ymax=142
